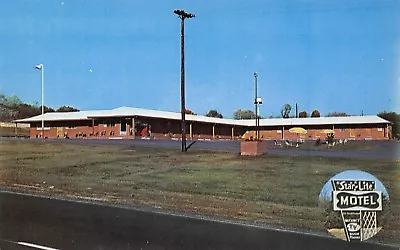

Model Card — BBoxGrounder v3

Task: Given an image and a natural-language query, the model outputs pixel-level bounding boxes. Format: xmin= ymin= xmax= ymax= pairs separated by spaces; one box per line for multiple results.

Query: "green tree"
xmin=233 ymin=109 xmax=256 ymax=120
xmin=298 ymin=111 xmax=308 ymax=118
xmin=378 ymin=111 xmax=400 ymax=139
xmin=56 ymin=105 xmax=80 ymax=112
xmin=280 ymin=104 xmax=292 ymax=118
xmin=16 ymin=104 xmax=41 ymax=119
xmin=205 ymin=109 xmax=223 ymax=118
xmin=6 ymin=95 xmax=23 ymax=107
xmin=33 ymin=101 xmax=40 ymax=107
xmin=0 ymin=92 xmax=59 ymax=121
xmin=0 ymin=93 xmax=22 ymax=107
xmin=0 ymin=93 xmax=42 ymax=121
xmin=0 ymin=92 xmax=6 ymax=103
xmin=311 ymin=110 xmax=321 ymax=118
xmin=42 ymin=106 xmax=55 ymax=113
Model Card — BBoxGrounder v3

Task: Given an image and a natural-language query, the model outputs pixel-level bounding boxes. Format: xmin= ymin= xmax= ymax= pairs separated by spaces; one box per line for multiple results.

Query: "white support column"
xmin=212 ymin=125 xmax=215 ymax=139
xmin=231 ymin=126 xmax=234 ymax=139
xmin=189 ymin=123 xmax=193 ymax=140
xmin=132 ymin=117 xmax=135 ymax=139
xmin=386 ymin=123 xmax=389 ymax=138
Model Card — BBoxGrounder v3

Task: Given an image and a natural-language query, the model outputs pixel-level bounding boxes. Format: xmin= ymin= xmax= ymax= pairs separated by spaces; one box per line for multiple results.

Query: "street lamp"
xmin=35 ymin=64 xmax=44 ymax=142
xmin=254 ymin=72 xmax=262 ymax=140
xmin=174 ymin=9 xmax=195 ymax=152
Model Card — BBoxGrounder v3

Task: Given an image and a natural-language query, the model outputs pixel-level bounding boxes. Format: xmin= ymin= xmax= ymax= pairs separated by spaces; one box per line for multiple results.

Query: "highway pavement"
xmin=0 ymin=191 xmax=397 ymax=250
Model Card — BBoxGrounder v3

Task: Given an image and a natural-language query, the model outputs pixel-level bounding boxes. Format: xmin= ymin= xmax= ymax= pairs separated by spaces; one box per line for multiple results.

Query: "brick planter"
xmin=240 ymin=140 xmax=267 ymax=156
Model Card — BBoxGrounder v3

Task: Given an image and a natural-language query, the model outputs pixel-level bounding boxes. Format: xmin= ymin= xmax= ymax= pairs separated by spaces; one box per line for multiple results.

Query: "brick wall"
xmin=28 ymin=119 xmax=390 ymax=141
xmin=240 ymin=141 xmax=267 ymax=156
xmin=241 ymin=125 xmax=389 ymax=141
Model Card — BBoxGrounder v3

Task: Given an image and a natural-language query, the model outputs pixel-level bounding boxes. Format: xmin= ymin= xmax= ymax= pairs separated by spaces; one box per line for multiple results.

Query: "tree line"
xmin=1 ymin=93 xmax=398 ymax=139
xmin=231 ymin=104 xmax=328 ymax=119
xmin=0 ymin=92 xmax=79 ymax=122
xmin=205 ymin=104 xmax=398 ymax=139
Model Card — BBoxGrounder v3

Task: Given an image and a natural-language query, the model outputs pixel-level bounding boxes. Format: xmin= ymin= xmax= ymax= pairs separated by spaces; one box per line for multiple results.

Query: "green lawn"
xmin=0 ymin=140 xmax=399 ymax=246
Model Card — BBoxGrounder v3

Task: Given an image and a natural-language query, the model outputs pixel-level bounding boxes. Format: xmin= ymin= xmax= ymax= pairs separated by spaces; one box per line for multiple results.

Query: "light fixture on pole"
xmin=174 ymin=9 xmax=195 ymax=152
xmin=35 ymin=64 xmax=44 ymax=142
xmin=254 ymin=72 xmax=262 ymax=140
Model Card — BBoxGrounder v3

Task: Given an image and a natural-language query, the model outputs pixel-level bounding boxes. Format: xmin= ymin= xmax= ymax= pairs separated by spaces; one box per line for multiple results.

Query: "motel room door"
xmin=349 ymin=128 xmax=355 ymax=138
xmin=120 ymin=119 xmax=127 ymax=136
xmin=56 ymin=127 xmax=64 ymax=138
xmin=366 ymin=128 xmax=372 ymax=138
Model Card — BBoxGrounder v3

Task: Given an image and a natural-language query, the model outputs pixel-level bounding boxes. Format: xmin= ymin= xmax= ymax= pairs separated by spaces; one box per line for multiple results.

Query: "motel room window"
xmin=106 ymin=122 xmax=116 ymax=127
xmin=103 ymin=121 xmax=116 ymax=127
xmin=339 ymin=128 xmax=345 ymax=132
xmin=377 ymin=128 xmax=383 ymax=132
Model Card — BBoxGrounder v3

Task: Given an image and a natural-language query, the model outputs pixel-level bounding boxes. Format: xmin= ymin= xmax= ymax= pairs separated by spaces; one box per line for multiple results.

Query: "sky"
xmin=1 ymin=0 xmax=399 ymax=118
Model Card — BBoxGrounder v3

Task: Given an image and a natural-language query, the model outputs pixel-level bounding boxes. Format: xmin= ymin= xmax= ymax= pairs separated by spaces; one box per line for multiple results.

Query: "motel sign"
xmin=331 ymin=180 xmax=383 ymax=242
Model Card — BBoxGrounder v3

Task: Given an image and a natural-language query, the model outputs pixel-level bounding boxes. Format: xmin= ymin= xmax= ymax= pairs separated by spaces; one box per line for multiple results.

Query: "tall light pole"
xmin=254 ymin=72 xmax=262 ymax=140
xmin=174 ymin=9 xmax=195 ymax=152
xmin=35 ymin=64 xmax=44 ymax=142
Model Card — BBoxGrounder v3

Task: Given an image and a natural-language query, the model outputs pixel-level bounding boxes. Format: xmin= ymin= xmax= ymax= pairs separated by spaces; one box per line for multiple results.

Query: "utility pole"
xmin=174 ymin=9 xmax=195 ymax=152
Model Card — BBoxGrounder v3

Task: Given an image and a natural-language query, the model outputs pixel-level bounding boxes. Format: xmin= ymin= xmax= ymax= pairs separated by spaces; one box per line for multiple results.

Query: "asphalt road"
xmin=16 ymin=137 xmax=400 ymax=160
xmin=0 ymin=191 xmax=397 ymax=250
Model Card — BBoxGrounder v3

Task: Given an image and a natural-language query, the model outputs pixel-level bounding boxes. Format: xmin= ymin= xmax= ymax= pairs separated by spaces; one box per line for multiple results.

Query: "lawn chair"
xmin=285 ymin=140 xmax=293 ymax=147
xmin=274 ymin=140 xmax=283 ymax=147
xmin=297 ymin=138 xmax=305 ymax=144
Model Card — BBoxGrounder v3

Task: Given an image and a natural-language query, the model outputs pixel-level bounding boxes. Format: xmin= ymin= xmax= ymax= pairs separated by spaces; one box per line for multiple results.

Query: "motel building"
xmin=14 ymin=106 xmax=392 ymax=141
